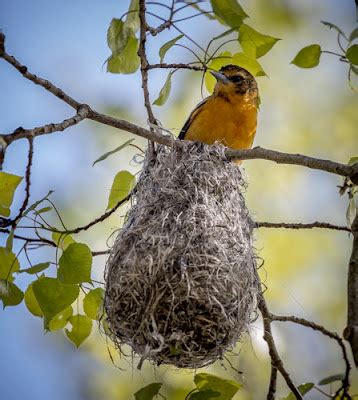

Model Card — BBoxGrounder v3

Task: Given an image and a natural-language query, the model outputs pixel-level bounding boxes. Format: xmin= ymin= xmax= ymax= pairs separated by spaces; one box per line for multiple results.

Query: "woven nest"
xmin=104 ymin=141 xmax=259 ymax=369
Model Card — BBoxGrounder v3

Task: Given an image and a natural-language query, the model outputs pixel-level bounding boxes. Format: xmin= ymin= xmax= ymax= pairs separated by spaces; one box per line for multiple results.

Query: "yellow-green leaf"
xmin=65 ymin=314 xmax=92 ymax=347
xmin=291 ymin=44 xmax=321 ymax=68
xmin=92 ymin=139 xmax=134 ymax=166
xmin=52 ymin=232 xmax=75 ymax=251
xmin=282 ymin=383 xmax=314 ymax=400
xmin=239 ymin=24 xmax=280 ymax=58
xmin=134 ymin=383 xmax=162 ymax=400
xmin=107 ymin=19 xmax=129 ymax=54
xmin=153 ymin=72 xmax=173 ymax=106
xmin=48 ymin=306 xmax=73 ymax=331
xmin=205 ymin=51 xmax=233 ymax=93
xmin=349 ymin=27 xmax=358 ymax=42
xmin=83 ymin=288 xmax=104 ymax=320
xmin=107 ymin=36 xmax=140 ymax=74
xmin=107 ymin=170 xmax=134 ymax=210
xmin=0 ymin=247 xmax=20 ymax=282
xmin=159 ymin=34 xmax=184 ymax=63
xmin=319 ymin=373 xmax=345 ymax=386
xmin=210 ymin=0 xmax=248 ymax=28
xmin=194 ymin=373 xmax=242 ymax=400
xmin=20 ymin=262 xmax=50 ymax=275
xmin=125 ymin=0 xmax=140 ymax=32
xmin=346 ymin=44 xmax=358 ymax=65
xmin=232 ymin=52 xmax=266 ymax=76
xmin=0 ymin=171 xmax=23 ymax=217
xmin=0 ymin=279 xmax=24 ymax=307
xmin=32 ymin=277 xmax=79 ymax=328
xmin=58 ymin=243 xmax=92 ymax=284
xmin=24 ymin=282 xmax=43 ymax=317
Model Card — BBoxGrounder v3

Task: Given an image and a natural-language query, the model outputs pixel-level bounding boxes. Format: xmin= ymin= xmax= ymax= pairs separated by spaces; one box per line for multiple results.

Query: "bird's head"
xmin=210 ymin=65 xmax=258 ymax=103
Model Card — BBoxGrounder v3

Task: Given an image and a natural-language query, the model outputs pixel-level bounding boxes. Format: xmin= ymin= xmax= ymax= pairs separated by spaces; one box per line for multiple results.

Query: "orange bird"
xmin=179 ymin=65 xmax=259 ymax=161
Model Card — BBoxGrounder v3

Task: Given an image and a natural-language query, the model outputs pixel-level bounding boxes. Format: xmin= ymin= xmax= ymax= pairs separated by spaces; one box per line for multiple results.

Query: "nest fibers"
xmin=104 ymin=141 xmax=259 ymax=369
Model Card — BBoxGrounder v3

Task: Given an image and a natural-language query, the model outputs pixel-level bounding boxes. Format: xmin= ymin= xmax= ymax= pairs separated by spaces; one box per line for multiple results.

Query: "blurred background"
xmin=0 ymin=0 xmax=357 ymax=398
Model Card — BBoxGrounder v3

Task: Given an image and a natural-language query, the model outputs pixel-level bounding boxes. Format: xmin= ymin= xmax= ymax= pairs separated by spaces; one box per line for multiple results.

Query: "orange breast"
xmin=184 ymin=94 xmax=257 ymax=151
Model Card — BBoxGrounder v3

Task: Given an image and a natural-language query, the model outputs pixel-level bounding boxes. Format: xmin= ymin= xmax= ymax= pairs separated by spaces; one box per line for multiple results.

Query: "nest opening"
xmin=105 ymin=141 xmax=259 ymax=368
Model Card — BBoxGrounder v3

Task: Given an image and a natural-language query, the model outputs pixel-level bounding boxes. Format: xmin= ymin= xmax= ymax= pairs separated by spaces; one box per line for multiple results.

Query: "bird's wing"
xmin=178 ymin=97 xmax=209 ymax=140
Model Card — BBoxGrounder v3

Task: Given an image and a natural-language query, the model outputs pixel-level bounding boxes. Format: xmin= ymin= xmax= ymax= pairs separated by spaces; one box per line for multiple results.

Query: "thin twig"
xmin=12 ymin=137 xmax=34 ymax=225
xmin=138 ymin=0 xmax=157 ymax=126
xmin=147 ymin=62 xmax=204 ymax=70
xmin=256 ymin=221 xmax=351 ymax=232
xmin=52 ymin=193 xmax=131 ymax=235
xmin=259 ymin=295 xmax=302 ymax=399
xmin=271 ymin=313 xmax=351 ymax=399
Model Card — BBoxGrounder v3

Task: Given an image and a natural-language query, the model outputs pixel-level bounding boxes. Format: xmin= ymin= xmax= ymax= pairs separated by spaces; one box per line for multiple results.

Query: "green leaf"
xmin=20 ymin=262 xmax=50 ymax=275
xmin=0 ymin=279 xmax=24 ymax=307
xmin=6 ymin=229 xmax=14 ymax=251
xmin=346 ymin=45 xmax=358 ymax=65
xmin=205 ymin=51 xmax=233 ymax=93
xmin=348 ymin=156 xmax=358 ymax=165
xmin=349 ymin=27 xmax=358 ymax=42
xmin=189 ymin=390 xmax=220 ymax=399
xmin=22 ymin=190 xmax=54 ymax=217
xmin=319 ymin=373 xmax=345 ymax=386
xmin=24 ymin=282 xmax=43 ymax=317
xmin=159 ymin=34 xmax=184 ymax=63
xmin=210 ymin=0 xmax=248 ymax=28
xmin=194 ymin=373 xmax=242 ymax=400
xmin=291 ymin=44 xmax=321 ymax=68
xmin=83 ymin=288 xmax=104 ymax=320
xmin=107 ymin=170 xmax=135 ymax=210
xmin=58 ymin=243 xmax=92 ymax=284
xmin=48 ymin=306 xmax=73 ymax=332
xmin=125 ymin=0 xmax=140 ymax=33
xmin=52 ymin=232 xmax=75 ymax=251
xmin=346 ymin=195 xmax=357 ymax=229
xmin=92 ymin=139 xmax=134 ymax=166
xmin=32 ymin=277 xmax=79 ymax=328
xmin=0 ymin=247 xmax=20 ymax=282
xmin=0 ymin=171 xmax=23 ymax=217
xmin=239 ymin=24 xmax=280 ymax=58
xmin=232 ymin=52 xmax=266 ymax=76
xmin=321 ymin=21 xmax=348 ymax=40
xmin=134 ymin=383 xmax=162 ymax=400
xmin=107 ymin=36 xmax=140 ymax=74
xmin=107 ymin=19 xmax=129 ymax=54
xmin=282 ymin=383 xmax=314 ymax=400
xmin=65 ymin=314 xmax=92 ymax=347
xmin=34 ymin=206 xmax=52 ymax=215
xmin=153 ymin=72 xmax=173 ymax=106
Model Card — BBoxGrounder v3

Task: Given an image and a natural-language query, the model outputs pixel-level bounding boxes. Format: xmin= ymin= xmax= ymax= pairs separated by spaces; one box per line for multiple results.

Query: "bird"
xmin=178 ymin=65 xmax=259 ymax=162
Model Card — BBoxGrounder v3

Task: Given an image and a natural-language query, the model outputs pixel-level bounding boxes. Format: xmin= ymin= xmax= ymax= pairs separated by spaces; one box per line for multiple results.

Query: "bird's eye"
xmin=231 ymin=75 xmax=243 ymax=83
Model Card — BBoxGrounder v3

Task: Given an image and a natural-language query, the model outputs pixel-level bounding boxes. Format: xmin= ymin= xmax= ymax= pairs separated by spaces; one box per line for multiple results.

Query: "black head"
xmin=211 ymin=64 xmax=258 ymax=96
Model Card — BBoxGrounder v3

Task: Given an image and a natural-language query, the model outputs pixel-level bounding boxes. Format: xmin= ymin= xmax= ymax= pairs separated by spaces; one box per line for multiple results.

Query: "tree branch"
xmin=271 ymin=313 xmax=351 ymax=398
xmin=1 ymin=32 xmax=357 ymax=183
xmin=259 ymin=295 xmax=303 ymax=400
xmin=3 ymin=105 xmax=90 ymax=145
xmin=256 ymin=221 xmax=350 ymax=232
xmin=344 ymin=214 xmax=358 ymax=367
xmin=226 ymin=147 xmax=358 ymax=184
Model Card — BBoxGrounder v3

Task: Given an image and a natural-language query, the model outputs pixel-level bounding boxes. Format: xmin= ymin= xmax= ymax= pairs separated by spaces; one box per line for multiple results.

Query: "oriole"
xmin=179 ymin=65 xmax=259 ymax=160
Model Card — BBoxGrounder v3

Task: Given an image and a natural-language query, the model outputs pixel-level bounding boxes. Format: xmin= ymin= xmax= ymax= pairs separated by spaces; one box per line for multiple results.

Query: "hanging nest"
xmin=104 ymin=141 xmax=259 ymax=369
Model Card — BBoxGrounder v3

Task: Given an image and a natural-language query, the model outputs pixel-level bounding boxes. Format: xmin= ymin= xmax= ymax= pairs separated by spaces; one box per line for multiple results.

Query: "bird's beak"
xmin=210 ymin=71 xmax=230 ymax=84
